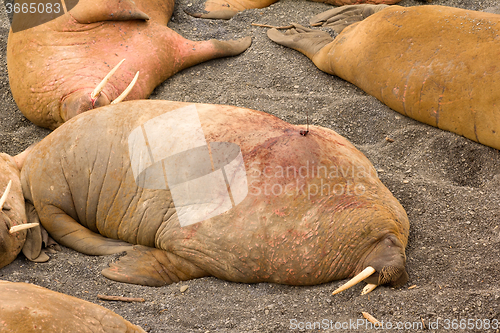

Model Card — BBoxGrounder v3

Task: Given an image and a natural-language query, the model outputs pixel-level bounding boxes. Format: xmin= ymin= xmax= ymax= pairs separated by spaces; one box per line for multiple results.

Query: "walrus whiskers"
xmin=111 ymin=71 xmax=140 ymax=104
xmin=0 ymin=180 xmax=12 ymax=211
xmin=91 ymin=59 xmax=126 ymax=100
xmin=331 ymin=266 xmax=376 ymax=295
xmin=9 ymin=223 xmax=39 ymax=234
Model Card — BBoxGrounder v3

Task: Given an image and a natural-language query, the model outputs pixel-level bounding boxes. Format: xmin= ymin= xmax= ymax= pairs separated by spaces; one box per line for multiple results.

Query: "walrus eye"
xmin=0 ymin=180 xmax=12 ymax=211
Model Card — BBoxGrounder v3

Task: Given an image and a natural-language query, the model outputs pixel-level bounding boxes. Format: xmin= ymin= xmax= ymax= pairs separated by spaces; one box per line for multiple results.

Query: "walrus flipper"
xmin=267 ymin=24 xmax=333 ymax=65
xmin=21 ymin=202 xmax=56 ymax=263
xmin=69 ymin=0 xmax=150 ymax=24
xmin=40 ymin=206 xmax=133 ymax=255
xmin=310 ymin=4 xmax=389 ymax=33
xmin=102 ymin=245 xmax=208 ymax=286
xmin=184 ymin=0 xmax=277 ymax=20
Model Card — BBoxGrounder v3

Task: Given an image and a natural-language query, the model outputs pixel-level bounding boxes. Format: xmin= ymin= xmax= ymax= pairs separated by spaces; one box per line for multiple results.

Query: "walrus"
xmin=0 ymin=100 xmax=409 ymax=295
xmin=7 ymin=0 xmax=251 ymax=130
xmin=0 ymin=280 xmax=146 ymax=332
xmin=184 ymin=0 xmax=407 ymax=20
xmin=267 ymin=5 xmax=500 ymax=150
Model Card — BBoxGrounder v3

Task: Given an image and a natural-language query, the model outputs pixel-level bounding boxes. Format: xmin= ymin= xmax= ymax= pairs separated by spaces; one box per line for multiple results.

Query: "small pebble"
xmin=180 ymin=285 xmax=189 ymax=293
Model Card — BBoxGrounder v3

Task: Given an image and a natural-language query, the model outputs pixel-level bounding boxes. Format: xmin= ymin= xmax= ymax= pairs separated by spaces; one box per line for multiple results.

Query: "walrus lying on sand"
xmin=268 ymin=5 xmax=500 ymax=150
xmin=0 ymin=280 xmax=146 ymax=332
xmin=184 ymin=0 xmax=419 ymax=20
xmin=0 ymin=100 xmax=409 ymax=296
xmin=7 ymin=0 xmax=251 ymax=130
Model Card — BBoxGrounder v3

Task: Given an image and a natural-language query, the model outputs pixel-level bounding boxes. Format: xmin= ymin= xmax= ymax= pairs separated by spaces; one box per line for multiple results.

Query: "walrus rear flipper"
xmin=310 ymin=4 xmax=390 ymax=33
xmin=184 ymin=0 xmax=277 ymax=20
xmin=102 ymin=245 xmax=208 ymax=286
xmin=69 ymin=0 xmax=150 ymax=24
xmin=267 ymin=24 xmax=333 ymax=68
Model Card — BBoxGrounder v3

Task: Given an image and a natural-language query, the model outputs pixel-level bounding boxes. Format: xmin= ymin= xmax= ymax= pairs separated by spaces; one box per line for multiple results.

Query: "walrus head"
xmin=0 ymin=148 xmax=40 ymax=269
xmin=332 ymin=234 xmax=408 ymax=295
xmin=60 ymin=59 xmax=139 ymax=122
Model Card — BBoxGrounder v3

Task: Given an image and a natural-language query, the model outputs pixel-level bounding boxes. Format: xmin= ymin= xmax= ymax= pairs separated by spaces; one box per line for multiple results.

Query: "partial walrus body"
xmin=0 ymin=280 xmax=145 ymax=332
xmin=268 ymin=5 xmax=500 ymax=150
xmin=12 ymin=100 xmax=410 ymax=292
xmin=7 ymin=0 xmax=251 ymax=129
xmin=184 ymin=0 xmax=405 ymax=20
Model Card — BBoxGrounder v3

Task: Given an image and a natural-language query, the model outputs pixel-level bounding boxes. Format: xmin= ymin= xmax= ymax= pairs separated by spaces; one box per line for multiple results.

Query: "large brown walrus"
xmin=184 ymin=0 xmax=408 ymax=20
xmin=0 ymin=100 xmax=409 ymax=295
xmin=7 ymin=0 xmax=251 ymax=130
xmin=267 ymin=5 xmax=500 ymax=150
xmin=0 ymin=280 xmax=146 ymax=332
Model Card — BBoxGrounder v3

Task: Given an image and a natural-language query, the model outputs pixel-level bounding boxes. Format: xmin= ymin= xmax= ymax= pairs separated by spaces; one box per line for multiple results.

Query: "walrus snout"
xmin=331 ymin=233 xmax=408 ymax=295
xmin=0 ymin=163 xmax=26 ymax=269
xmin=60 ymin=89 xmax=111 ymax=122
xmin=361 ymin=234 xmax=408 ymax=287
xmin=0 ymin=211 xmax=26 ymax=269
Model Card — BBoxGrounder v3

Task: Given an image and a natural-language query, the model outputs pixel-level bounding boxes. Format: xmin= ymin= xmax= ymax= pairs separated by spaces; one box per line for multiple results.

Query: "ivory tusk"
xmin=0 ymin=180 xmax=12 ymax=211
xmin=91 ymin=59 xmax=126 ymax=99
xmin=111 ymin=71 xmax=139 ymax=104
xmin=9 ymin=223 xmax=39 ymax=234
xmin=332 ymin=266 xmax=376 ymax=295
xmin=361 ymin=283 xmax=378 ymax=295
xmin=362 ymin=311 xmax=381 ymax=325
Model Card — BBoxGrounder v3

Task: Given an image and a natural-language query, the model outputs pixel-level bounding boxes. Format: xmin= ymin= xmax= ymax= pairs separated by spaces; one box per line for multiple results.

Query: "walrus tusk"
xmin=111 ymin=71 xmax=139 ymax=104
xmin=362 ymin=311 xmax=381 ymax=325
xmin=361 ymin=283 xmax=378 ymax=295
xmin=91 ymin=59 xmax=126 ymax=99
xmin=0 ymin=180 xmax=12 ymax=211
xmin=9 ymin=223 xmax=39 ymax=234
xmin=332 ymin=266 xmax=376 ymax=295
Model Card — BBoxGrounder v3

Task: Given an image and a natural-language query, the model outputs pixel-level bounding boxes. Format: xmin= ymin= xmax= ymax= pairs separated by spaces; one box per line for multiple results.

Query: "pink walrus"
xmin=1 ymin=100 xmax=409 ymax=295
xmin=7 ymin=0 xmax=251 ymax=129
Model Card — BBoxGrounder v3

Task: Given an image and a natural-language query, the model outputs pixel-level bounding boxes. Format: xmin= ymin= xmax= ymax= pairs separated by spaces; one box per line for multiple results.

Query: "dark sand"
xmin=1 ymin=0 xmax=500 ymax=332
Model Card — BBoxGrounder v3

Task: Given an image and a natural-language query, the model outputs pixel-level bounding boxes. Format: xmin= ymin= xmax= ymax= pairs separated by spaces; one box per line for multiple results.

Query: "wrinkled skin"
xmin=268 ymin=5 xmax=500 ymax=150
xmin=184 ymin=0 xmax=407 ymax=20
xmin=19 ymin=100 xmax=409 ymax=288
xmin=0 ymin=280 xmax=145 ymax=332
xmin=7 ymin=0 xmax=251 ymax=130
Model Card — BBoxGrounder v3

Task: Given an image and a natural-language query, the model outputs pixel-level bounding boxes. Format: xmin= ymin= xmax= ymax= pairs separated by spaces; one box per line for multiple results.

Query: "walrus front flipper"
xmin=102 ymin=246 xmax=208 ymax=286
xmin=70 ymin=0 xmax=150 ymax=24
xmin=267 ymin=24 xmax=333 ymax=64
xmin=21 ymin=202 xmax=55 ymax=263
xmin=310 ymin=4 xmax=389 ymax=33
xmin=41 ymin=206 xmax=133 ymax=255
xmin=185 ymin=0 xmax=277 ymax=20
